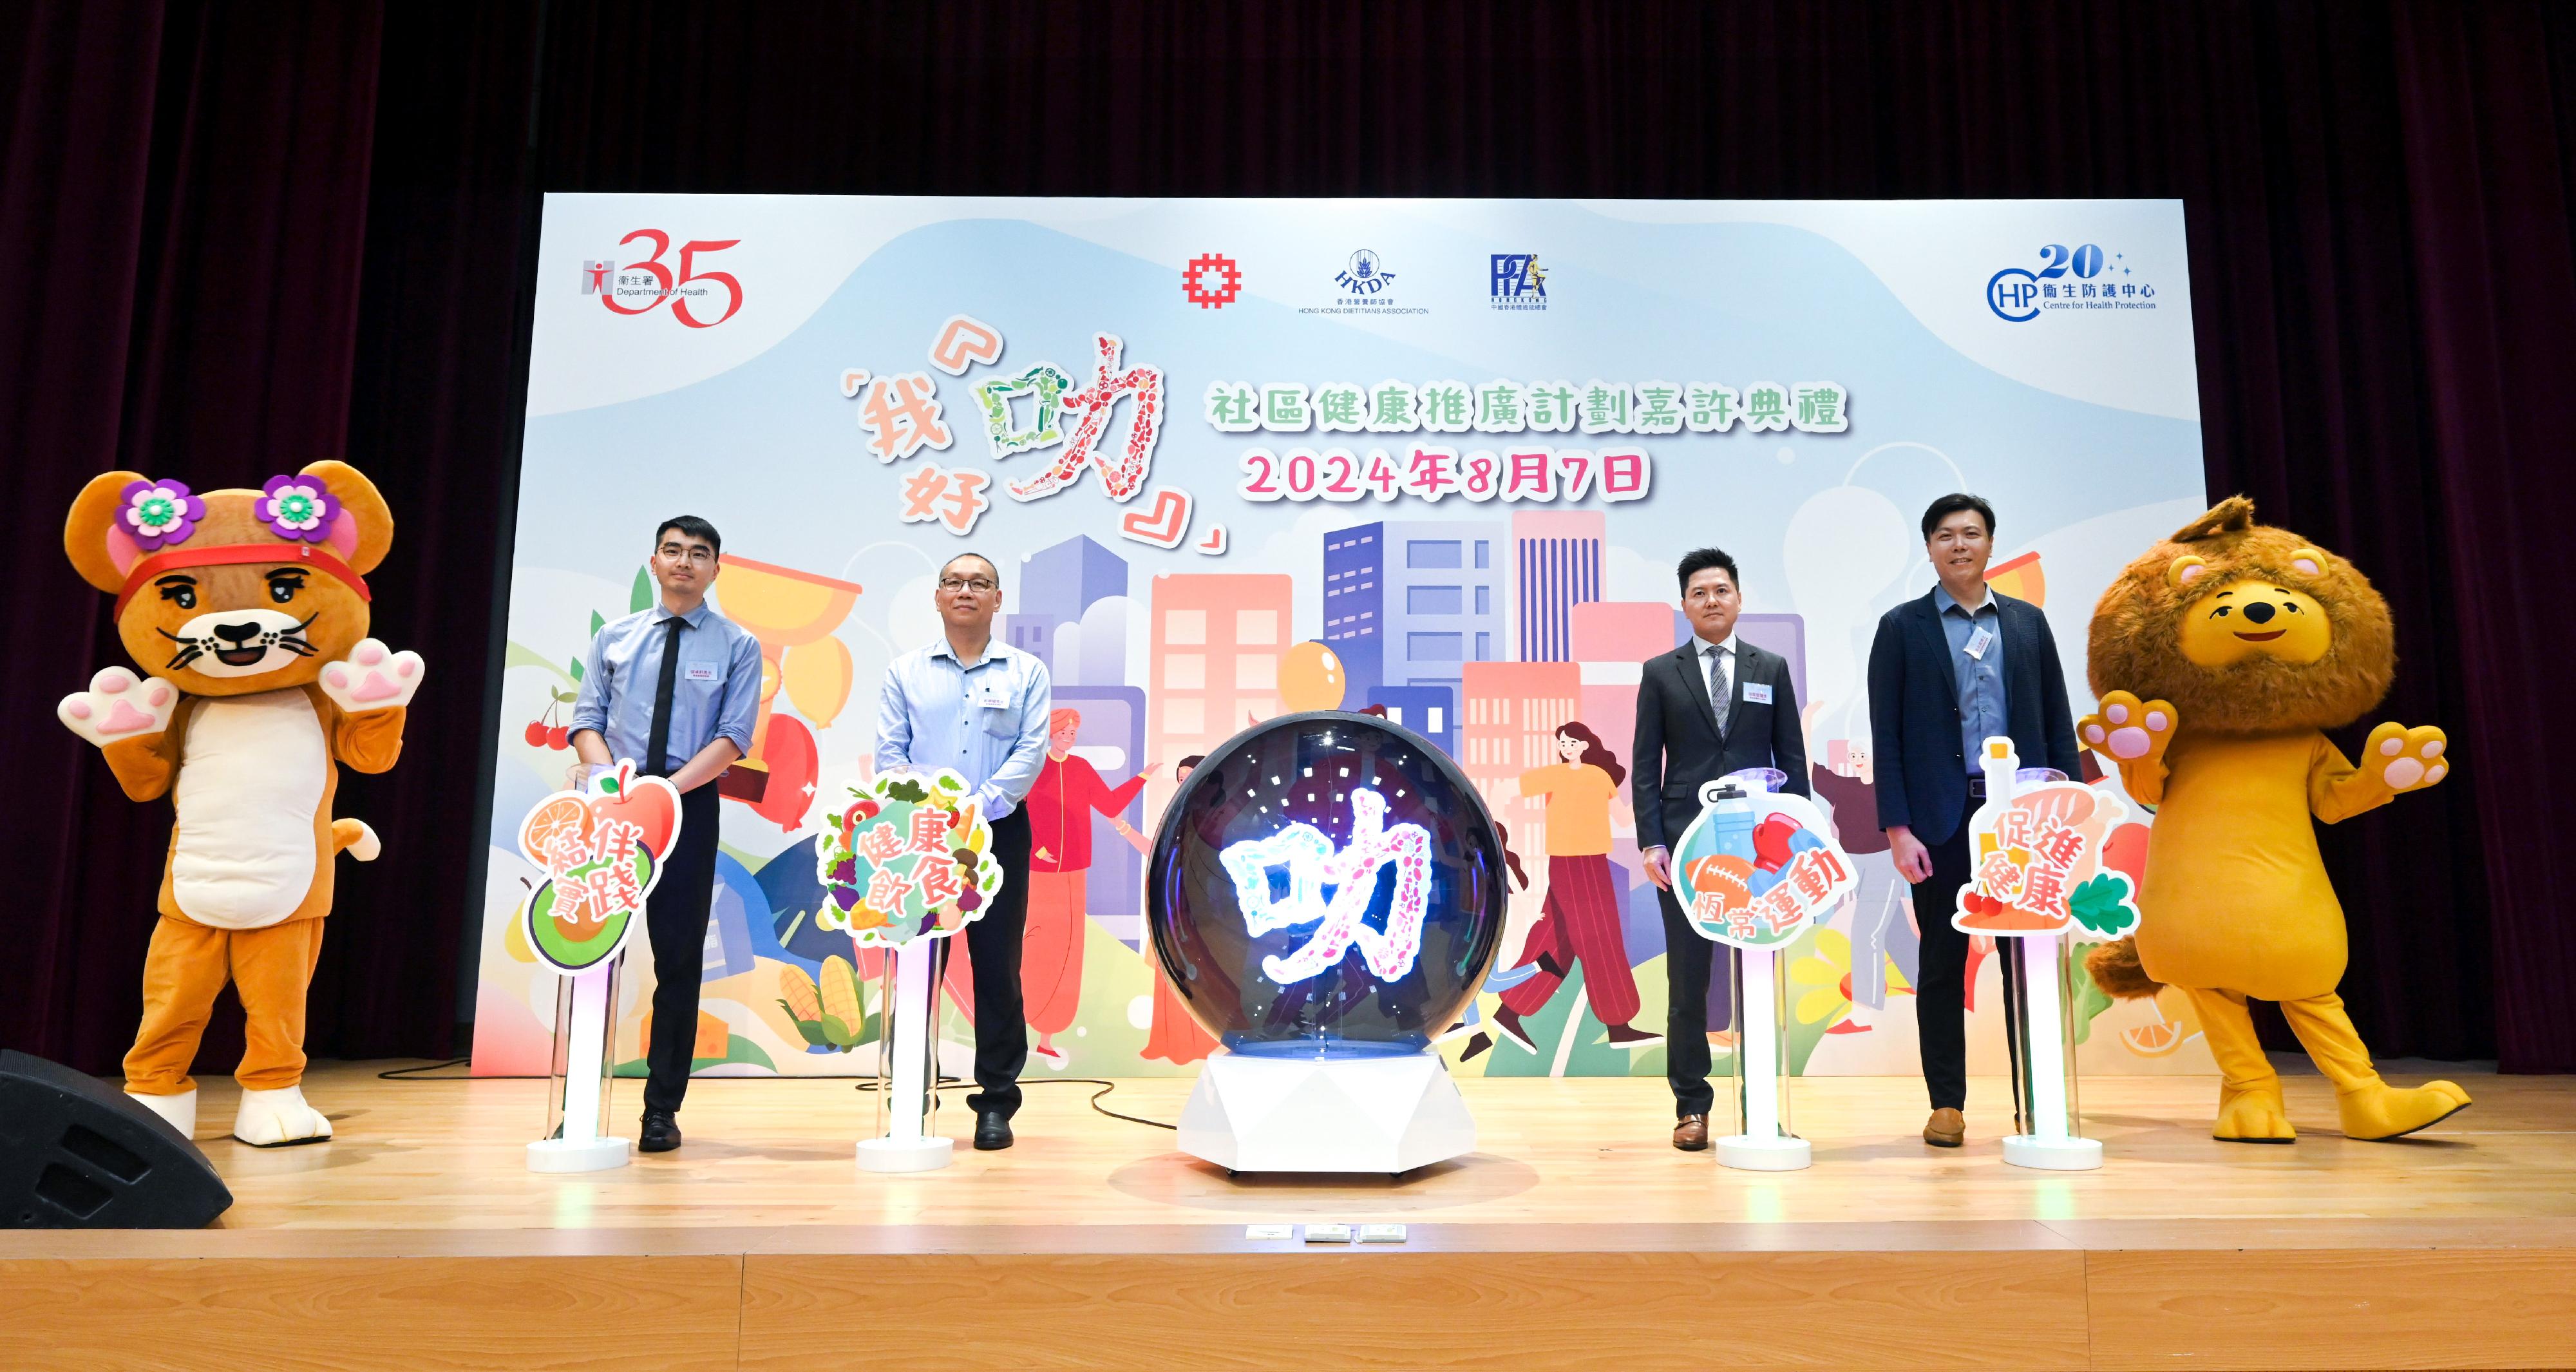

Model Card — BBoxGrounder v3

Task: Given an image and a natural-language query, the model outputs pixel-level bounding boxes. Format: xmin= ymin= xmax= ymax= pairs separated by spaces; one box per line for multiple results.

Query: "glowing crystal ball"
xmin=1148 ymin=711 xmax=1507 ymax=1058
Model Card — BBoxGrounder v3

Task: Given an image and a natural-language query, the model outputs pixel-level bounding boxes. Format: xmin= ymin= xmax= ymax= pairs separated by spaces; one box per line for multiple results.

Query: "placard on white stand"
xmin=857 ymin=939 xmax=952 ymax=1173
xmin=1960 ymin=737 xmax=2106 ymax=1172
xmin=526 ymin=958 xmax=630 ymax=1172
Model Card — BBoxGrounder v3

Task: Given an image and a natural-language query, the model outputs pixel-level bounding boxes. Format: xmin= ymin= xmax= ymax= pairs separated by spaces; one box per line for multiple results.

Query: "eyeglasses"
xmin=937 ymin=576 xmax=998 ymax=594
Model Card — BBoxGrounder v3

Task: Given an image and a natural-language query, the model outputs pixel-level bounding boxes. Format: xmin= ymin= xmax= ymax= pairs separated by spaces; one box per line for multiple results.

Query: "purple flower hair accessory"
xmin=118 ymin=479 xmax=205 ymax=551
xmin=257 ymin=473 xmax=339 ymax=544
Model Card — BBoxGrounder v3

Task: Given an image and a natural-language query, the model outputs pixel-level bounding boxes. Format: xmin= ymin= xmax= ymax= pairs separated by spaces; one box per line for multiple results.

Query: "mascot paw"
xmin=319 ymin=638 xmax=424 ymax=713
xmin=2214 ymin=1082 xmax=2296 ymax=1143
xmin=126 ymin=1087 xmax=198 ymax=1137
xmin=2080 ymin=690 xmax=2176 ymax=764
xmin=58 ymin=667 xmax=178 ymax=747
xmin=233 ymin=1085 xmax=333 ymax=1147
xmin=2363 ymin=721 xmax=2450 ymax=792
xmin=2340 ymin=1079 xmax=2471 ymax=1141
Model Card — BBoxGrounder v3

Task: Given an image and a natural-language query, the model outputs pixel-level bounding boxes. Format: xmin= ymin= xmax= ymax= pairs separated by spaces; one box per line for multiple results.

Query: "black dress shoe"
xmin=638 ymin=1109 xmax=682 ymax=1153
xmin=973 ymin=1109 xmax=1014 ymax=1151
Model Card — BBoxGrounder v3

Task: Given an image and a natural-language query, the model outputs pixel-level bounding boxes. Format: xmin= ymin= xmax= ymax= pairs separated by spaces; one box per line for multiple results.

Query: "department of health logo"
xmin=1336 ymin=249 xmax=1395 ymax=296
xmin=578 ymin=260 xmax=614 ymax=294
xmin=1184 ymin=252 xmax=1243 ymax=309
xmin=1490 ymin=253 xmax=1548 ymax=311
xmin=1986 ymin=243 xmax=2160 ymax=323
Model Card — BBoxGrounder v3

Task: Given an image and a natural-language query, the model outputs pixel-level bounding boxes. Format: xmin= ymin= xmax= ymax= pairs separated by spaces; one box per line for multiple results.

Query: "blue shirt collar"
xmin=931 ymin=636 xmax=1003 ymax=671
xmin=656 ymin=601 xmax=714 ymax=629
xmin=1933 ymin=584 xmax=1997 ymax=618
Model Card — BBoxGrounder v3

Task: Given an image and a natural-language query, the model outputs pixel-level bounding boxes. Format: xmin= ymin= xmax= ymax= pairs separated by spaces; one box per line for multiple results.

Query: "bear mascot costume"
xmin=2083 ymin=497 xmax=2465 ymax=1143
xmin=57 ymin=463 xmax=421 ymax=1145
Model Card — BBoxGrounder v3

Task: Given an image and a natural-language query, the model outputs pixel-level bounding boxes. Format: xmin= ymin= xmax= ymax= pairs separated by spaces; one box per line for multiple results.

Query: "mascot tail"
xmin=332 ymin=818 xmax=381 ymax=862
xmin=2086 ymin=936 xmax=2163 ymax=999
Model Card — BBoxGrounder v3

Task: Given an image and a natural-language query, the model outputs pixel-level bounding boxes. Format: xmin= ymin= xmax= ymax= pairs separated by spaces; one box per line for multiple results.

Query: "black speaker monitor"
xmin=0 ymin=1049 xmax=232 ymax=1228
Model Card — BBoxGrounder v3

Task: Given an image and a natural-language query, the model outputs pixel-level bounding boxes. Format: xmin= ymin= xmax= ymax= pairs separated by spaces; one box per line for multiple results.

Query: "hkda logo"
xmin=587 ymin=229 xmax=744 ymax=328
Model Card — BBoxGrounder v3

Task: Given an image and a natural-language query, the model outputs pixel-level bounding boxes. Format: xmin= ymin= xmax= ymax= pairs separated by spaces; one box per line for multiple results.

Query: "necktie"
xmin=1705 ymin=643 xmax=1732 ymax=740
xmin=643 ymin=616 xmax=685 ymax=777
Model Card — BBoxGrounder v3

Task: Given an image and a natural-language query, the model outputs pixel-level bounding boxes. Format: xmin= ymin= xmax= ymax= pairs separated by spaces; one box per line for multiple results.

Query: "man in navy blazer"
xmin=1867 ymin=494 xmax=2081 ymax=1148
xmin=1634 ymin=548 xmax=1808 ymax=1152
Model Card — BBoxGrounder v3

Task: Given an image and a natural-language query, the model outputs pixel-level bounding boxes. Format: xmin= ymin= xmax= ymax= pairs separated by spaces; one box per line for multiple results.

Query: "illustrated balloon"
xmin=782 ymin=636 xmax=853 ymax=727
xmin=1276 ymin=641 xmax=1347 ymax=712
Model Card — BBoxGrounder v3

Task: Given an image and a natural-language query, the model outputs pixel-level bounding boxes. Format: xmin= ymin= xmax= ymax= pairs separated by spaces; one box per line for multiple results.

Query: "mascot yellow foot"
xmin=2338 ymin=1079 xmax=2471 ymax=1142
xmin=2215 ymin=1080 xmax=2295 ymax=1143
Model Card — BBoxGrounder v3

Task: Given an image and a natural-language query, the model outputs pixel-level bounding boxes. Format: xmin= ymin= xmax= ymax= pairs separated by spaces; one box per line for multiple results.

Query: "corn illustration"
xmin=779 ymin=964 xmax=822 ymax=1022
xmin=819 ymin=954 xmax=866 ymax=1046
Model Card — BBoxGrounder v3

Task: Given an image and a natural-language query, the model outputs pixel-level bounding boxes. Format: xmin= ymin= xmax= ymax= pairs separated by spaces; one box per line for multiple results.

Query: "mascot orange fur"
xmin=2083 ymin=498 xmax=2465 ymax=1143
xmin=59 ymin=462 xmax=420 ymax=1145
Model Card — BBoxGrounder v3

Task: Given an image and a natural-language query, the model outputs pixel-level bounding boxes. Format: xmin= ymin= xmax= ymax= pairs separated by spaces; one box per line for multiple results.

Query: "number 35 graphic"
xmin=601 ymin=229 xmax=743 ymax=327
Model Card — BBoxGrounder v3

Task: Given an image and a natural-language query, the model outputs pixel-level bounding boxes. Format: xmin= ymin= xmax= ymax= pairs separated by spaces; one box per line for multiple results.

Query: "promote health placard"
xmin=472 ymin=196 xmax=2217 ymax=1081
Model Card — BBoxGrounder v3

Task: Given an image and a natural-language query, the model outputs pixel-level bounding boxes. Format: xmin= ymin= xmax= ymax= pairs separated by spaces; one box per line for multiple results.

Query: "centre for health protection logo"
xmin=1986 ymin=242 xmax=2160 ymax=323
xmin=1490 ymin=252 xmax=1548 ymax=311
xmin=1183 ymin=252 xmax=1243 ymax=309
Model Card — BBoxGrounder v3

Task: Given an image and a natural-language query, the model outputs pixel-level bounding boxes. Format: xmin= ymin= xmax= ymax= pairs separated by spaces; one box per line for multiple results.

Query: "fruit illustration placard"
xmin=813 ymin=768 xmax=1005 ymax=949
xmin=1951 ymin=780 xmax=2142 ymax=941
xmin=516 ymin=760 xmax=684 ymax=974
xmin=1672 ymin=790 xmax=1859 ymax=951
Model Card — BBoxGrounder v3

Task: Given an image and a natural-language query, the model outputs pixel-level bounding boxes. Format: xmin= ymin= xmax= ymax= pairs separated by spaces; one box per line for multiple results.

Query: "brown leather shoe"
xmin=1672 ymin=1114 xmax=1710 ymax=1151
xmin=1923 ymin=1107 xmax=1966 ymax=1148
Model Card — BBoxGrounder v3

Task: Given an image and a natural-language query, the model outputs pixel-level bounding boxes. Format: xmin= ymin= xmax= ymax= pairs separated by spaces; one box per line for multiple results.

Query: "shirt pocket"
xmin=980 ymin=703 xmax=1021 ymax=738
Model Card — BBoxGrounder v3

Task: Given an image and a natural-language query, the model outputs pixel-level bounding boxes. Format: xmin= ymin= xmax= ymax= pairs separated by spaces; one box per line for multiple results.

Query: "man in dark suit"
xmin=1633 ymin=548 xmax=1808 ymax=1152
xmin=1866 ymin=493 xmax=2080 ymax=1148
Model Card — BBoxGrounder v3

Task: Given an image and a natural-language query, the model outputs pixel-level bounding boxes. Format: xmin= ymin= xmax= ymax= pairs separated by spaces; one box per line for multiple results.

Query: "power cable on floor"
xmin=372 ymin=1058 xmax=1179 ymax=1129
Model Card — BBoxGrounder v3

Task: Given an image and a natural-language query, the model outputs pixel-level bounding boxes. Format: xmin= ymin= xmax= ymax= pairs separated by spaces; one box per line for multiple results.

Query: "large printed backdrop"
xmin=473 ymin=196 xmax=2215 ymax=1081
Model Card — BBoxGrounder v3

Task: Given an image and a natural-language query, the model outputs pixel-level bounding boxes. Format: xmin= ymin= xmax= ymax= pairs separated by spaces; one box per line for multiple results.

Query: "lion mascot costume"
xmin=57 ymin=463 xmax=421 ymax=1145
xmin=2083 ymin=497 xmax=2465 ymax=1143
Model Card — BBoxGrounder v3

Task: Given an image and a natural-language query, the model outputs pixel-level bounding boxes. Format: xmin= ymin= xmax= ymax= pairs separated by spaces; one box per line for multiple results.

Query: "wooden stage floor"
xmin=6 ymin=1063 xmax=2573 ymax=1371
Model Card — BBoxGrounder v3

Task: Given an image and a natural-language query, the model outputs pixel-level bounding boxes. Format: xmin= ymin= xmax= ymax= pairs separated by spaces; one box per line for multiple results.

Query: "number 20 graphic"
xmin=601 ymin=229 xmax=743 ymax=327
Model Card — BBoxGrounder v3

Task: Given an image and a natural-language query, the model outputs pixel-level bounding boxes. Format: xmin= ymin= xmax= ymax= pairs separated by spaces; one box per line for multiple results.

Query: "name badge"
xmin=974 ymin=685 xmax=1010 ymax=710
xmin=685 ymin=662 xmax=719 ymax=682
xmin=1742 ymin=681 xmax=1773 ymax=705
xmin=1964 ymin=626 xmax=1994 ymax=660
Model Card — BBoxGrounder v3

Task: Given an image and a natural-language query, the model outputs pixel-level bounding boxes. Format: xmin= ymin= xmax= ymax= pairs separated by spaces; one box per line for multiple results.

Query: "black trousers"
xmin=1659 ymin=885 xmax=1721 ymax=1119
xmin=1911 ymin=819 xmax=2028 ymax=1122
xmin=641 ymin=782 xmax=723 ymax=1114
xmin=934 ymin=806 xmax=1032 ymax=1120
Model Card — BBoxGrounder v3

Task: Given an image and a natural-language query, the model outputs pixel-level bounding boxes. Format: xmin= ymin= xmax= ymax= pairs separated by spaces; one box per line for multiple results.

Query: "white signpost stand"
xmin=527 ymin=960 xmax=629 ymax=1172
xmin=1718 ymin=938 xmax=1808 ymax=1172
xmin=857 ymin=939 xmax=953 ymax=1174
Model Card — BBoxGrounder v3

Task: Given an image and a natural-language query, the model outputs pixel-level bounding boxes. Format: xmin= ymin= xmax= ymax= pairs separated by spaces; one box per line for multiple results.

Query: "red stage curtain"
xmin=3 ymin=0 xmax=2571 ymax=1072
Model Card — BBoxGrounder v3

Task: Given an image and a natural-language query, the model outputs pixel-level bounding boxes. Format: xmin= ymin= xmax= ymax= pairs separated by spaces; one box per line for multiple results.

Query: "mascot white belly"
xmin=171 ymin=689 xmax=326 ymax=929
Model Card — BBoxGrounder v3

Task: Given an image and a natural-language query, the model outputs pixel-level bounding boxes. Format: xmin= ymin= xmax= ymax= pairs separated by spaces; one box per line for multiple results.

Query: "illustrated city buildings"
xmin=995 ymin=517 xmax=1810 ymax=946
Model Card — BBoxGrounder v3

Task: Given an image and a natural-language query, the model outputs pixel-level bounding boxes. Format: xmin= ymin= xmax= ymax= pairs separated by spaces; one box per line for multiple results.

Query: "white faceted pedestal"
xmin=1179 ymin=1047 xmax=1477 ymax=1175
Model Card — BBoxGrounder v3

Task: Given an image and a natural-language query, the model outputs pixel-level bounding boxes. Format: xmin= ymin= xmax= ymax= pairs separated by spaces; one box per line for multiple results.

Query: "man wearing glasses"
xmin=874 ymin=553 xmax=1051 ymax=1150
xmin=567 ymin=516 xmax=763 ymax=1154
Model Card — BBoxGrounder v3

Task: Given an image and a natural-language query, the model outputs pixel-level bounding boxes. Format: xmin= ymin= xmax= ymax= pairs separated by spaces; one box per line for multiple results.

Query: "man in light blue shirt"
xmin=875 ymin=551 xmax=1050 ymax=1149
xmin=568 ymin=515 xmax=762 ymax=1153
xmin=1936 ymin=582 xmax=2008 ymax=768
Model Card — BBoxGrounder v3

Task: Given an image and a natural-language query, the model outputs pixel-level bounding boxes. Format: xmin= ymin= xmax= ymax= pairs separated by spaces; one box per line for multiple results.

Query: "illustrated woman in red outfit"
xmin=1014 ymin=707 xmax=1154 ymax=1063
xmin=1492 ymin=721 xmax=1663 ymax=1053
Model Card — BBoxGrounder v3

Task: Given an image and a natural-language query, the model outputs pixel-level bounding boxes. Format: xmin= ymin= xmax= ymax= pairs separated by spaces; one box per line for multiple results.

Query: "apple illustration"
xmin=589 ymin=772 xmax=679 ymax=857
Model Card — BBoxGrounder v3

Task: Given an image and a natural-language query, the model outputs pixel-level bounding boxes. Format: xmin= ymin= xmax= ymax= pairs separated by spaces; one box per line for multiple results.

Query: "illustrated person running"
xmin=1490 ymin=722 xmax=1663 ymax=1053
